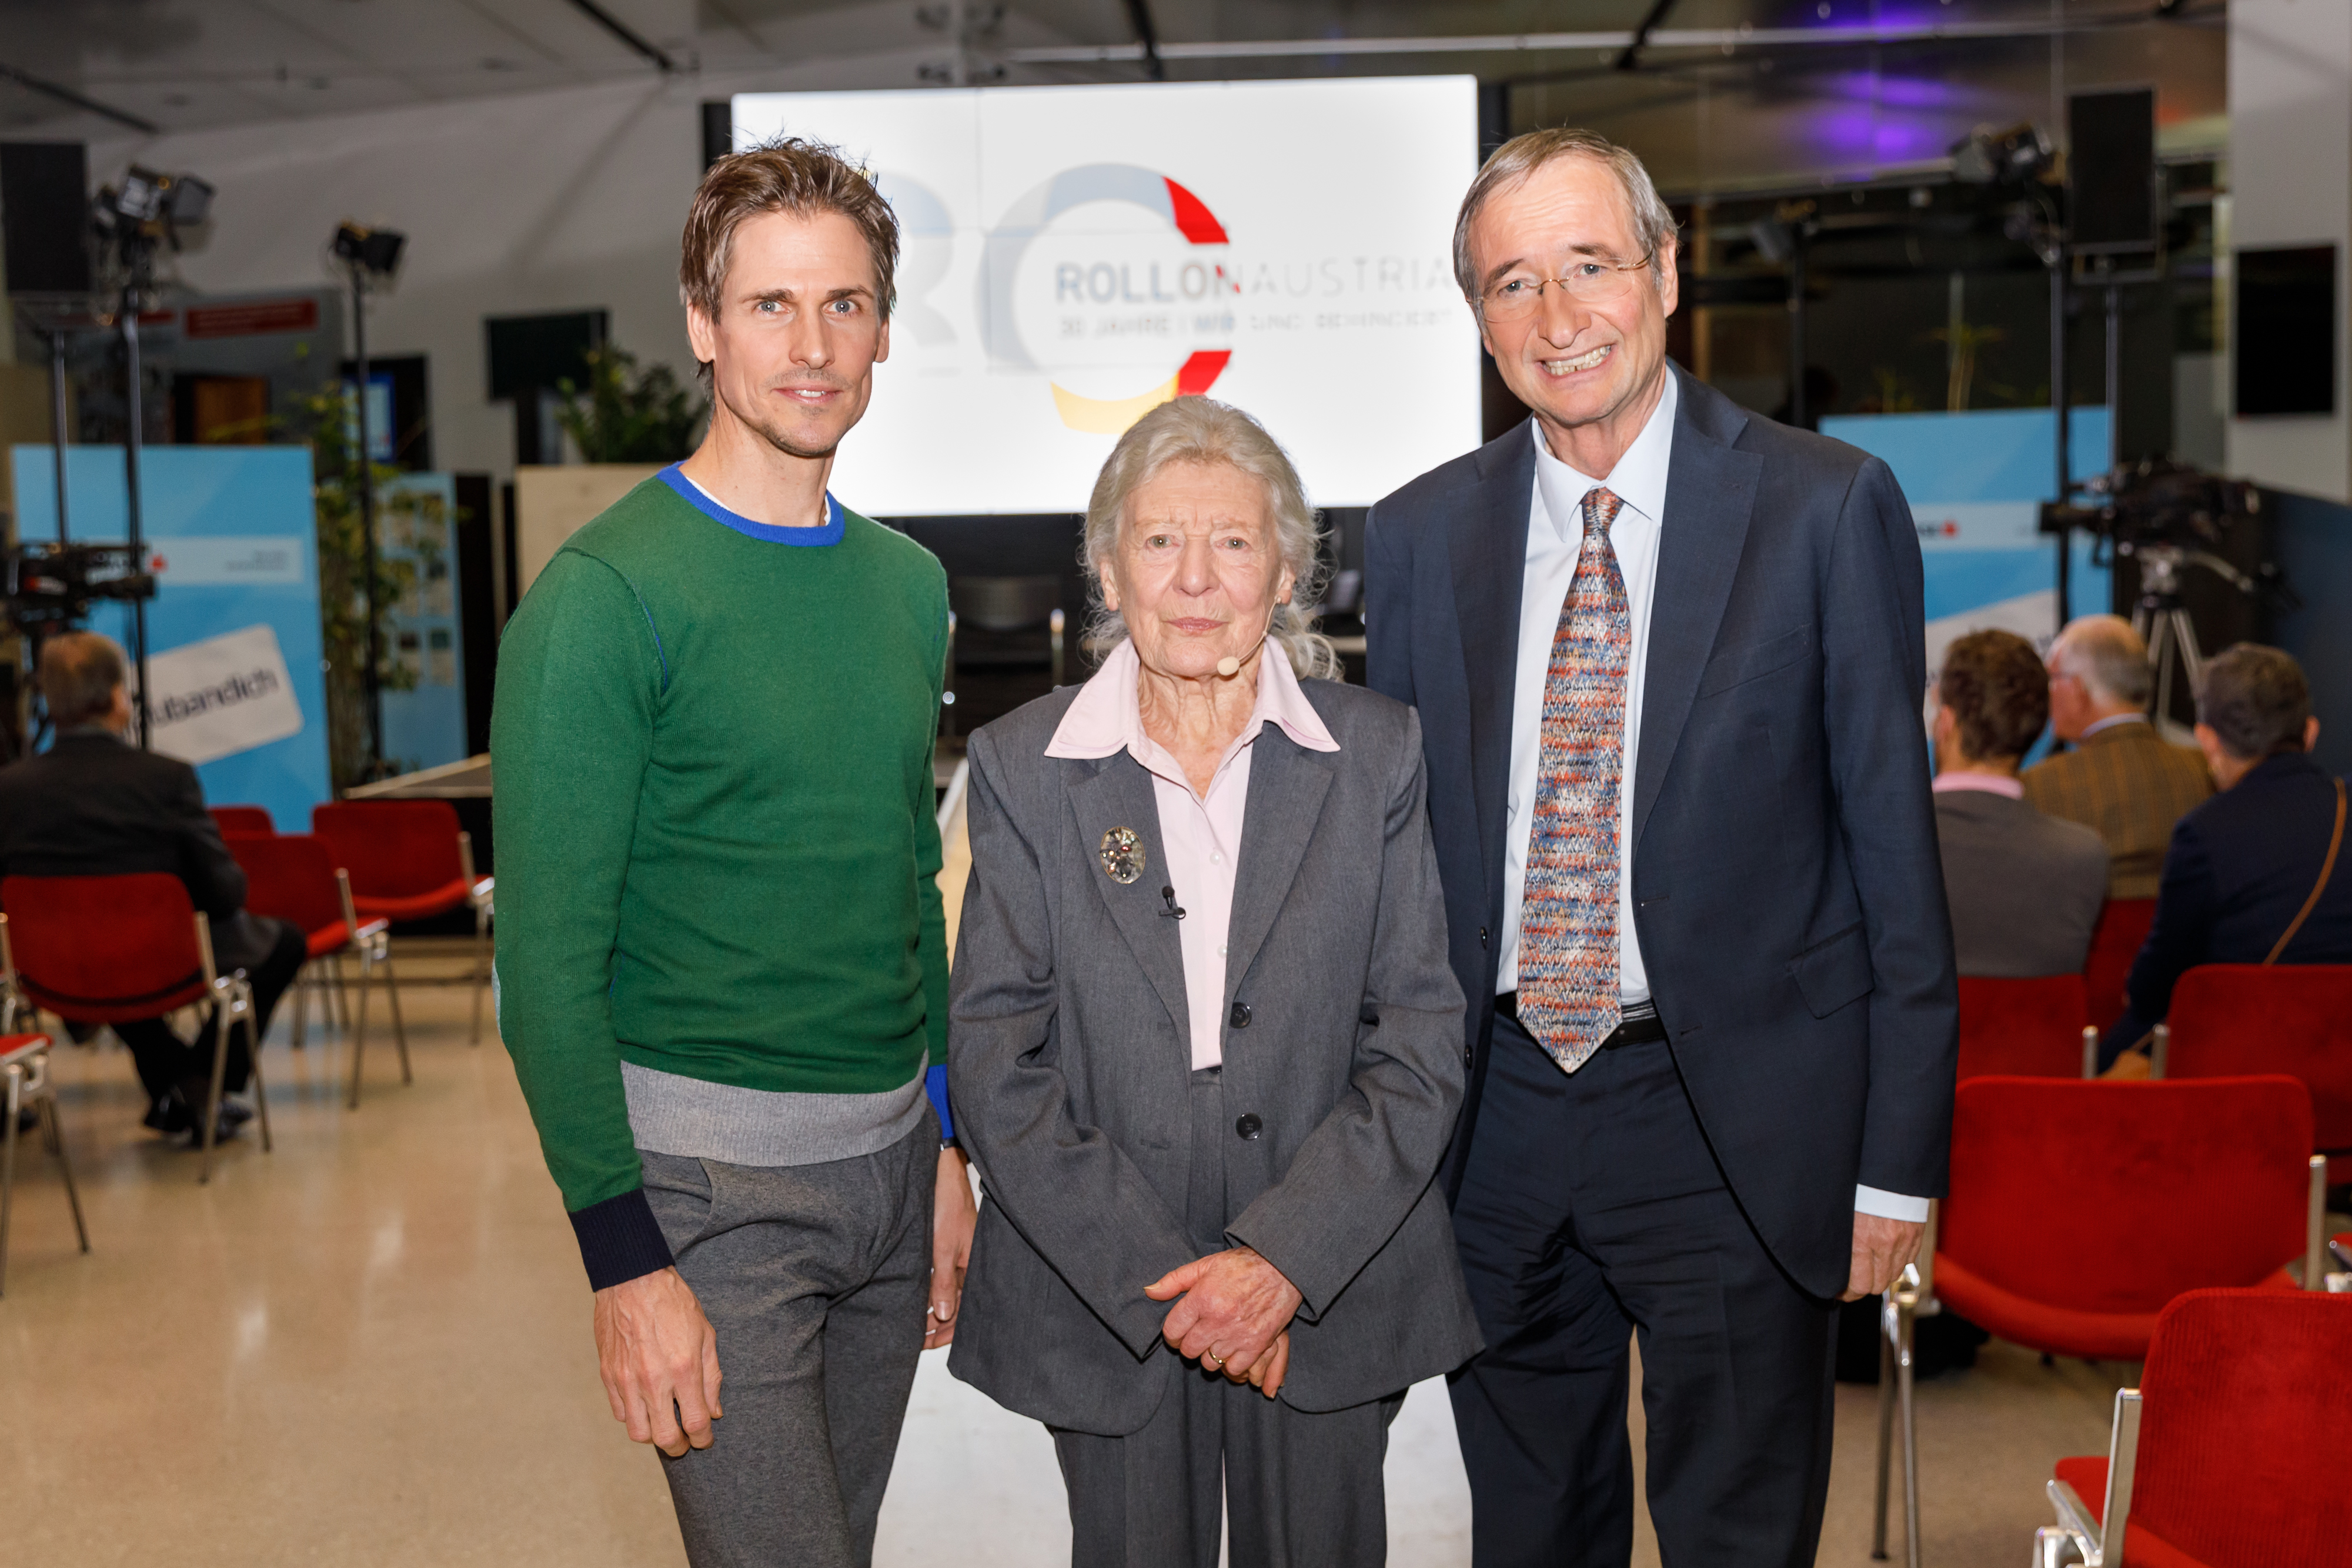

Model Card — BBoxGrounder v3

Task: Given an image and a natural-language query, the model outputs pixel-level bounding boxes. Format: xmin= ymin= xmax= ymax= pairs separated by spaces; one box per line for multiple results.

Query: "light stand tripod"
xmin=2125 ymin=542 xmax=2257 ymax=727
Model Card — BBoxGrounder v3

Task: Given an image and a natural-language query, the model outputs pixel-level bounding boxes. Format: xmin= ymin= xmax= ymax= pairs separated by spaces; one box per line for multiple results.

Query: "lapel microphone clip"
xmin=1160 ymin=885 xmax=1186 ymax=920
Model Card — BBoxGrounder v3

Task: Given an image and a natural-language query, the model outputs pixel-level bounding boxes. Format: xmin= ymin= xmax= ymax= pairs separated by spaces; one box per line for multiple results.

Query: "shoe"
xmin=187 ymin=1108 xmax=245 ymax=1147
xmin=215 ymin=1098 xmax=255 ymax=1132
xmin=144 ymin=1094 xmax=196 ymax=1135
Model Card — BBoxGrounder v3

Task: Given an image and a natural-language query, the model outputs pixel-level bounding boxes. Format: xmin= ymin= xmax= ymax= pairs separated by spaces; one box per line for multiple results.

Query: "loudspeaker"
xmin=0 ymin=141 xmax=92 ymax=293
xmin=2069 ymin=89 xmax=2157 ymax=253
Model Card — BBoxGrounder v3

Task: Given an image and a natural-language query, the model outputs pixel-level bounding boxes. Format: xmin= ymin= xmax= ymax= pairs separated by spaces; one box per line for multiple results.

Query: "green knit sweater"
xmin=490 ymin=473 xmax=950 ymax=1286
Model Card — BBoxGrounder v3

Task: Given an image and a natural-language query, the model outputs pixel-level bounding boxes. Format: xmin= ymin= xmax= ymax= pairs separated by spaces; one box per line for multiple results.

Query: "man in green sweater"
xmin=492 ymin=139 xmax=974 ymax=1567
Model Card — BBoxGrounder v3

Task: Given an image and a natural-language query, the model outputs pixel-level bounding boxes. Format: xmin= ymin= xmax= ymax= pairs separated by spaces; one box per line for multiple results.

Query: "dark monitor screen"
xmin=2069 ymin=89 xmax=2155 ymax=252
xmin=2236 ymin=245 xmax=2337 ymax=417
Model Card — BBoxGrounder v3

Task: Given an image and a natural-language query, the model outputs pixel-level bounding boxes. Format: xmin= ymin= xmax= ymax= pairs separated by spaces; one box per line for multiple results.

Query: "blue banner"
xmin=12 ymin=444 xmax=331 ymax=831
xmin=1820 ymin=407 xmax=2113 ymax=658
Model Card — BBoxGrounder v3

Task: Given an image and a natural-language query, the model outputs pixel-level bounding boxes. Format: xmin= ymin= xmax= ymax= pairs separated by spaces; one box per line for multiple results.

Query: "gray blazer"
xmin=1933 ymin=788 xmax=2109 ymax=977
xmin=946 ymin=677 xmax=1483 ymax=1436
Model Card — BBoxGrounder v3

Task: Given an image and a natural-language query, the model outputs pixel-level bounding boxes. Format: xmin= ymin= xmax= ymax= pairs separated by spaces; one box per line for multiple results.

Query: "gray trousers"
xmin=640 ymin=1114 xmax=937 ymax=1568
xmin=1050 ymin=1068 xmax=1404 ymax=1568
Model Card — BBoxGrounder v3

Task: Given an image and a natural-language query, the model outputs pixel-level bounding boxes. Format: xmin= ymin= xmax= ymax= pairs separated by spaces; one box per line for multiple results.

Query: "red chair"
xmin=0 ymin=1032 xmax=88 ymax=1296
xmin=2033 ymin=1288 xmax=2352 ymax=1567
xmin=1957 ymin=974 xmax=2097 ymax=1081
xmin=2083 ymin=897 xmax=2157 ymax=1030
xmin=2154 ymin=964 xmax=2352 ymax=1185
xmin=208 ymin=805 xmax=275 ymax=837
xmin=0 ymin=874 xmax=275 ymax=1183
xmin=228 ymin=834 xmax=410 ymax=1108
xmin=312 ymin=801 xmax=495 ymax=1044
xmin=1870 ymin=1076 xmax=2326 ymax=1568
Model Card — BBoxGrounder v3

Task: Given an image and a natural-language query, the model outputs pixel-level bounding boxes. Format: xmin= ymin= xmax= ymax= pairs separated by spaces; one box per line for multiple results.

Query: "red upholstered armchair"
xmin=208 ymin=805 xmax=275 ymax=837
xmin=2154 ymin=964 xmax=2352 ymax=1184
xmin=0 ymin=1031 xmax=88 ymax=1296
xmin=2033 ymin=1288 xmax=2352 ymax=1567
xmin=228 ymin=834 xmax=410 ymax=1108
xmin=2083 ymin=897 xmax=2156 ymax=1031
xmin=311 ymin=801 xmax=495 ymax=1044
xmin=1956 ymin=974 xmax=2097 ymax=1081
xmin=0 ymin=873 xmax=275 ymax=1183
xmin=1869 ymin=1076 xmax=2327 ymax=1568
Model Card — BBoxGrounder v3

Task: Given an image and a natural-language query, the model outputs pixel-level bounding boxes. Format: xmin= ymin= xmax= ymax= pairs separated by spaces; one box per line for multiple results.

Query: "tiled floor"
xmin=2 ymin=953 xmax=2153 ymax=1566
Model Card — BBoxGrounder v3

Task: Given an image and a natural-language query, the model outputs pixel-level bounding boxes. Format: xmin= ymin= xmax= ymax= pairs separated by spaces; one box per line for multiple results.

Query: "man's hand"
xmin=1842 ymin=1212 xmax=1927 ymax=1301
xmin=593 ymin=1266 xmax=721 ymax=1457
xmin=926 ymin=1145 xmax=976 ymax=1349
xmin=1238 ymin=1331 xmax=1291 ymax=1400
xmin=1144 ymin=1246 xmax=1303 ymax=1389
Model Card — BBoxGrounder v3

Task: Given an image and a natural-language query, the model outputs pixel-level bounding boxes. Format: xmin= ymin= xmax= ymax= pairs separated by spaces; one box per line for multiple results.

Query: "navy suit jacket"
xmin=2103 ymin=751 xmax=2352 ymax=1062
xmin=1364 ymin=367 xmax=1958 ymax=1299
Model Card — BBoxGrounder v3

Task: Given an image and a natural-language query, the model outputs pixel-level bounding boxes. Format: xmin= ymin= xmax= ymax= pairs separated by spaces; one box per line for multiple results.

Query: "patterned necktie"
xmin=1517 ymin=486 xmax=1629 ymax=1075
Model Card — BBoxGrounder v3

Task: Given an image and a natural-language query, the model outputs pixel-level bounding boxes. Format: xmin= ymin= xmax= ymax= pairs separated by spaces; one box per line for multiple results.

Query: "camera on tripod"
xmin=2039 ymin=459 xmax=2293 ymax=722
xmin=4 ymin=543 xmax=159 ymax=630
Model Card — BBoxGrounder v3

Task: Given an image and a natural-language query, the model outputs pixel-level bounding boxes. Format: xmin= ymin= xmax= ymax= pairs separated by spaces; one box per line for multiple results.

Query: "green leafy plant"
xmin=555 ymin=346 xmax=707 ymax=463
xmin=294 ymin=384 xmax=436 ymax=789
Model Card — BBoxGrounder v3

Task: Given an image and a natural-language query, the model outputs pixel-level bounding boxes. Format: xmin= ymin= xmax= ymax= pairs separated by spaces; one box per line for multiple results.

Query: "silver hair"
xmin=1081 ymin=397 xmax=1338 ymax=681
xmin=2052 ymin=614 xmax=2153 ymax=707
xmin=1452 ymin=128 xmax=1680 ymax=303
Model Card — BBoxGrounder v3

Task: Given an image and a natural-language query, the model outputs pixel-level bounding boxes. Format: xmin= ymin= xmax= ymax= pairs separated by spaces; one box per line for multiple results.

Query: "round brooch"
xmin=1100 ymin=826 xmax=1145 ymax=885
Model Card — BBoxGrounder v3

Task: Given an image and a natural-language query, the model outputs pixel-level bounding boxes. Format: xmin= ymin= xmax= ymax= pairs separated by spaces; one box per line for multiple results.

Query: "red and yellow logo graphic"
xmin=981 ymin=163 xmax=1234 ymax=434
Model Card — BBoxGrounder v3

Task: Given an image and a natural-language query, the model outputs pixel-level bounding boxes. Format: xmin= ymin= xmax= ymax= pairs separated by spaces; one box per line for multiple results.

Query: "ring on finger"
xmin=1205 ymin=1349 xmax=1225 ymax=1369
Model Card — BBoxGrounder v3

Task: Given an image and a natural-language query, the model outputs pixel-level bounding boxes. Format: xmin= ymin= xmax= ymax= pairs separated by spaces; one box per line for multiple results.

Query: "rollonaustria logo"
xmin=981 ymin=163 xmax=1235 ymax=434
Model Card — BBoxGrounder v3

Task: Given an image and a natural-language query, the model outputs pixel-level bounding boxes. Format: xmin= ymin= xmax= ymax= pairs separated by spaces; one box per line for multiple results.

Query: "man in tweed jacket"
xmin=2024 ymin=615 xmax=2211 ymax=899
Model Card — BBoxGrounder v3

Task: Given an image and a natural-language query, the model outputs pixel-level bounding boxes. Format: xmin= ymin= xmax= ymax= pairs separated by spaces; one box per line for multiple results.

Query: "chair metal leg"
xmin=348 ymin=950 xmax=370 ymax=1111
xmin=1873 ymin=1308 xmax=1896 ymax=1559
xmin=0 ymin=1062 xmax=19 ymax=1298
xmin=247 ymin=994 xmax=272 ymax=1157
xmin=199 ymin=1002 xmax=230 ymax=1184
xmin=290 ymin=962 xmax=309 ymax=1051
xmin=39 ymin=1095 xmax=88 ymax=1255
xmin=1898 ymin=1298 xmax=1922 ymax=1568
xmin=331 ymin=954 xmax=351 ymax=1034
xmin=382 ymin=948 xmax=411 ymax=1085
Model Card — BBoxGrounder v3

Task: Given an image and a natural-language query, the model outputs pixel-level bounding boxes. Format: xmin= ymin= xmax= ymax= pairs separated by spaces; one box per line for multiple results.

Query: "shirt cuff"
xmin=1853 ymin=1185 xmax=1931 ymax=1224
xmin=567 ymin=1188 xmax=676 ymax=1291
xmin=926 ymin=1061 xmax=954 ymax=1144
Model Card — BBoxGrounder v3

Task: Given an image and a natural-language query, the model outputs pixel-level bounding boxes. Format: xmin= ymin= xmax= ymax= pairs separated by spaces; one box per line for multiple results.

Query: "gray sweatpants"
xmin=640 ymin=1114 xmax=936 ymax=1568
xmin=1050 ymin=1068 xmax=1405 ymax=1567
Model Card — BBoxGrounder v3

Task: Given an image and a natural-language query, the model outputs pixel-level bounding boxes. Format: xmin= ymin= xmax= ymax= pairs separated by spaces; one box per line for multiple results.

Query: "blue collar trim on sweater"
xmin=659 ymin=466 xmax=846 ymax=547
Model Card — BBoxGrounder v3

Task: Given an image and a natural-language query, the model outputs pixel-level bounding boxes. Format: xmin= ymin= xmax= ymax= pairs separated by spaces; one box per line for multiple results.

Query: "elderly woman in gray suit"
xmin=946 ymin=397 xmax=1481 ymax=1567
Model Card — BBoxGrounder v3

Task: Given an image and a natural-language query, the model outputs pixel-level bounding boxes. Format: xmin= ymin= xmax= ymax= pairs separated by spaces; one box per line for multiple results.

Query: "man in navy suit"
xmin=2101 ymin=644 xmax=2350 ymax=1068
xmin=1365 ymin=129 xmax=1956 ymax=1566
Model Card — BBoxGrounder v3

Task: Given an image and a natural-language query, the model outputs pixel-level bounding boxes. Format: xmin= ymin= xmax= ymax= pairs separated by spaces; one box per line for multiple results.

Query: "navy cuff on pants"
xmin=569 ymin=1187 xmax=676 ymax=1291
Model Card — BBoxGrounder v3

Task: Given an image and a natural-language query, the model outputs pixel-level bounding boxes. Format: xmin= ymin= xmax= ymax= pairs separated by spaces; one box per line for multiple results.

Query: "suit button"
xmin=1479 ymin=926 xmax=1489 ymax=948
xmin=1464 ymin=1046 xmax=1475 ymax=1067
xmin=1229 ymin=1002 xmax=1252 ymax=1029
xmin=1235 ymin=1114 xmax=1262 ymax=1141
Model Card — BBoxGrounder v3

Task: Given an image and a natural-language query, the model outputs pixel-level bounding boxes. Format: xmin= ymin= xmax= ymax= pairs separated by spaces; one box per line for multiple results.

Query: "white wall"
xmin=83 ymin=49 xmax=936 ymax=482
xmin=2227 ymin=0 xmax=2352 ymax=502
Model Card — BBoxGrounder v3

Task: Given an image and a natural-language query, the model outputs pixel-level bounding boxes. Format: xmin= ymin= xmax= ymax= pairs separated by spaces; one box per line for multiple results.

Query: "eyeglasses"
xmin=1478 ymin=255 xmax=1655 ymax=322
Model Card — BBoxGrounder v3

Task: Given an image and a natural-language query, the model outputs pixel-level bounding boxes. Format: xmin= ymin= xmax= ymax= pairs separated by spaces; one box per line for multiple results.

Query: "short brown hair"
xmin=2196 ymin=643 xmax=2310 ymax=761
xmin=39 ymin=631 xmax=126 ymax=728
xmin=1939 ymin=629 xmax=2050 ymax=763
xmin=679 ymin=138 xmax=900 ymax=345
xmin=1452 ymin=128 xmax=1679 ymax=302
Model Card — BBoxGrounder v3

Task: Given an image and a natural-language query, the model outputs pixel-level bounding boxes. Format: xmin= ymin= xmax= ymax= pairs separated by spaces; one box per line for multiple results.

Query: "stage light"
xmin=332 ymin=221 xmax=406 ymax=278
xmin=1949 ymin=123 xmax=2052 ymax=187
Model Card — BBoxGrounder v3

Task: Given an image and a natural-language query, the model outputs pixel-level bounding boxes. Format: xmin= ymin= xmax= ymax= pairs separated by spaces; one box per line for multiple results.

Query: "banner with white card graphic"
xmin=140 ymin=623 xmax=305 ymax=765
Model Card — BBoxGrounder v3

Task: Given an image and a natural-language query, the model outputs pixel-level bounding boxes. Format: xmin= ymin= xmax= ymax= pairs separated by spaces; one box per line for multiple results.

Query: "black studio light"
xmin=1949 ymin=123 xmax=2054 ymax=188
xmin=329 ymin=218 xmax=409 ymax=771
xmin=332 ymin=220 xmax=406 ymax=278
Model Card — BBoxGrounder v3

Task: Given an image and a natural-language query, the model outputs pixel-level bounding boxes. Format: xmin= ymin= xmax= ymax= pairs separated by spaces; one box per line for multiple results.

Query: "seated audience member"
xmin=2100 ymin=644 xmax=2351 ymax=1070
xmin=1931 ymin=628 xmax=2109 ymax=977
xmin=0 ymin=633 xmax=306 ymax=1138
xmin=2023 ymin=614 xmax=2212 ymax=898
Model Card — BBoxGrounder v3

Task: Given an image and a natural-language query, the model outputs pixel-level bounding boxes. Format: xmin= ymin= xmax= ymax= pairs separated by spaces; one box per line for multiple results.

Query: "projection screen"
xmin=731 ymin=78 xmax=1483 ymax=516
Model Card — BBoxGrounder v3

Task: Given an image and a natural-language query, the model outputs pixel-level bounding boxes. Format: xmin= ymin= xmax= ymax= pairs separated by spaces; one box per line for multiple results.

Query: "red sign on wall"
xmin=183 ymin=298 xmax=320 ymax=339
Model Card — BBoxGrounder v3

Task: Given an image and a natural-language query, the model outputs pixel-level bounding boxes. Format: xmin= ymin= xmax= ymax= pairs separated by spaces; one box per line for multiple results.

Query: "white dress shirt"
xmin=1496 ymin=376 xmax=1926 ymax=1225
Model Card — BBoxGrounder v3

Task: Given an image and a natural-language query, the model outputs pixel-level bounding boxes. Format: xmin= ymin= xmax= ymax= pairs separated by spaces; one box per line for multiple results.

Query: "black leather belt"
xmin=1495 ymin=992 xmax=1666 ymax=1050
